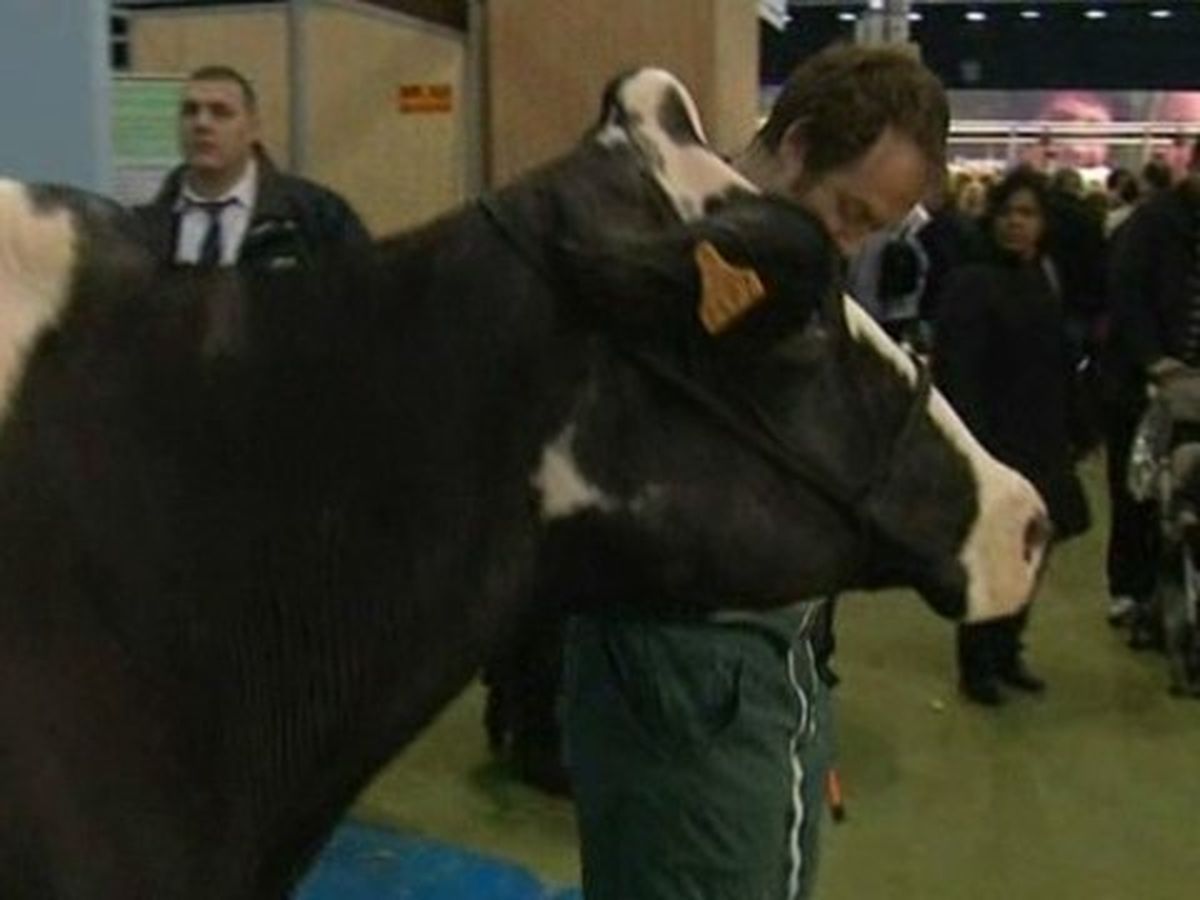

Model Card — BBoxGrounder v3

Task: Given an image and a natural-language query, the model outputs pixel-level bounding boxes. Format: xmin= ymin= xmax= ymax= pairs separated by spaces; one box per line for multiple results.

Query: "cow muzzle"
xmin=960 ymin=465 xmax=1050 ymax=624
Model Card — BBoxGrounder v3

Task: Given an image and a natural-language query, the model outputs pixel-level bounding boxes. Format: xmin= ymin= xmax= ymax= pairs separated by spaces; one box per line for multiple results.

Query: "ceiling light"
xmin=965 ymin=10 xmax=987 ymax=24
xmin=1020 ymin=9 xmax=1042 ymax=20
xmin=837 ymin=11 xmax=857 ymax=23
xmin=908 ymin=12 xmax=923 ymax=23
xmin=1149 ymin=8 xmax=1173 ymax=19
xmin=1084 ymin=9 xmax=1108 ymax=20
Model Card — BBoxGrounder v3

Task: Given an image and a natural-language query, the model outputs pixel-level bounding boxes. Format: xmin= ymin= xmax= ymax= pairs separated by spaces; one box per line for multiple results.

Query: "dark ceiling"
xmin=766 ymin=1 xmax=1200 ymax=89
xmin=112 ymin=2 xmax=1198 ymax=90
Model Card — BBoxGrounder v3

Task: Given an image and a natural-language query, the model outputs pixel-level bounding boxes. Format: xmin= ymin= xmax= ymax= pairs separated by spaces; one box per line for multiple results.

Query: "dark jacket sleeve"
xmin=1108 ymin=201 xmax=1163 ymax=370
xmin=932 ymin=267 xmax=996 ymax=448
xmin=310 ymin=187 xmax=372 ymax=247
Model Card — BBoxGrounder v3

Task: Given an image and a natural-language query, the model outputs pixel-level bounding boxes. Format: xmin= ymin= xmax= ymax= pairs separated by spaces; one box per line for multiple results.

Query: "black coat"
xmin=1045 ymin=189 xmax=1107 ymax=322
xmin=933 ymin=257 xmax=1090 ymax=539
xmin=1105 ymin=183 xmax=1200 ymax=396
xmin=134 ymin=154 xmax=370 ymax=271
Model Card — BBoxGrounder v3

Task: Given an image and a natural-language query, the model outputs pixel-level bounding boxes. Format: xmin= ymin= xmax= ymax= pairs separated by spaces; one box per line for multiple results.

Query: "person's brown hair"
xmin=756 ymin=43 xmax=949 ymax=179
xmin=186 ymin=64 xmax=258 ymax=112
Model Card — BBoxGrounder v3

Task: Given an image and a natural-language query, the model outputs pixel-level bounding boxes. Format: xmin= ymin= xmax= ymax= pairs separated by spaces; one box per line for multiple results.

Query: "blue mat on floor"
xmin=296 ymin=821 xmax=582 ymax=900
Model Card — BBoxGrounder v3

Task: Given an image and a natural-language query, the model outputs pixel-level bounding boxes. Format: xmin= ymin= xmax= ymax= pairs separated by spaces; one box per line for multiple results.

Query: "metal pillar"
xmin=856 ymin=0 xmax=911 ymax=46
xmin=286 ymin=0 xmax=310 ymax=174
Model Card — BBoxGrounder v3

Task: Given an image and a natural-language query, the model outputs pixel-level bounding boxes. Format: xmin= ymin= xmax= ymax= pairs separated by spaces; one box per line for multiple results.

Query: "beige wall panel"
xmin=129 ymin=9 xmax=291 ymax=166
xmin=486 ymin=0 xmax=757 ymax=187
xmin=711 ymin=0 xmax=760 ymax=154
xmin=306 ymin=3 xmax=466 ymax=235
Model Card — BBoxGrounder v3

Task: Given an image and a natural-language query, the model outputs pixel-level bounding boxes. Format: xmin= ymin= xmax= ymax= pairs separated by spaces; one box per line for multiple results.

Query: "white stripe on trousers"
xmin=786 ymin=604 xmax=821 ymax=900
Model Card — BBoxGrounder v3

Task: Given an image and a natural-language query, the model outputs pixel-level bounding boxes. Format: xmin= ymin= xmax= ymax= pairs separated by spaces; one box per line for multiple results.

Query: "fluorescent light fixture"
xmin=1020 ymin=9 xmax=1042 ymax=20
xmin=1149 ymin=8 xmax=1173 ymax=19
xmin=908 ymin=11 xmax=923 ymax=23
xmin=965 ymin=11 xmax=987 ymax=23
xmin=837 ymin=11 xmax=857 ymax=23
xmin=1084 ymin=9 xmax=1108 ymax=20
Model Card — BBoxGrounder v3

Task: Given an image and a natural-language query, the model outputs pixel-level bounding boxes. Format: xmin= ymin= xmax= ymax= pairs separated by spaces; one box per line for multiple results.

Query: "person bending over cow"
xmin=135 ymin=64 xmax=369 ymax=272
xmin=559 ymin=44 xmax=950 ymax=900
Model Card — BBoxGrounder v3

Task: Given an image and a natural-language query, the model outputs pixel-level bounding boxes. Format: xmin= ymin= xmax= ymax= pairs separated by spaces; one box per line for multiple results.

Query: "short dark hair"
xmin=756 ymin=43 xmax=949 ymax=179
xmin=1106 ymin=167 xmax=1141 ymax=205
xmin=186 ymin=64 xmax=257 ymax=112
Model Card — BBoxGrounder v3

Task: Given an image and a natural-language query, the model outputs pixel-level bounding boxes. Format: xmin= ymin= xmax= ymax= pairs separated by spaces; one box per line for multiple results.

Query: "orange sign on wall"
xmin=397 ymin=83 xmax=453 ymax=114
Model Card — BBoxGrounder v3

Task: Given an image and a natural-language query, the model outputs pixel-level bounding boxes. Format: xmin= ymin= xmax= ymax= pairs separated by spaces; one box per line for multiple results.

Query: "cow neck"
xmin=476 ymin=192 xmax=558 ymax=287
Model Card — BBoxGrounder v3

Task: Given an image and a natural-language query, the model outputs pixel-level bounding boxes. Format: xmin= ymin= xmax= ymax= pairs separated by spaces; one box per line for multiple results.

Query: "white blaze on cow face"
xmin=597 ymin=68 xmax=757 ymax=222
xmin=0 ymin=180 xmax=76 ymax=424
xmin=532 ymin=423 xmax=617 ymax=522
xmin=842 ymin=297 xmax=1049 ymax=621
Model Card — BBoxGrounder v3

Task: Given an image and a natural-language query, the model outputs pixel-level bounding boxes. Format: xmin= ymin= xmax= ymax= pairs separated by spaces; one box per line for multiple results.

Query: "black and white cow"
xmin=0 ymin=70 xmax=1046 ymax=897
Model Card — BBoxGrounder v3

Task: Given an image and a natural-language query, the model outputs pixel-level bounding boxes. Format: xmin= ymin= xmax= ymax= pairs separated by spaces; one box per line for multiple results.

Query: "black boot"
xmin=998 ymin=657 xmax=1046 ymax=693
xmin=991 ymin=608 xmax=1045 ymax=694
xmin=960 ymin=676 xmax=1005 ymax=706
xmin=957 ymin=622 xmax=1003 ymax=706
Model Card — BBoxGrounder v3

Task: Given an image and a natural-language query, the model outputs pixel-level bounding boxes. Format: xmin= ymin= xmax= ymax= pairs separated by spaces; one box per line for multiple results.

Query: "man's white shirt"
xmin=173 ymin=159 xmax=258 ymax=266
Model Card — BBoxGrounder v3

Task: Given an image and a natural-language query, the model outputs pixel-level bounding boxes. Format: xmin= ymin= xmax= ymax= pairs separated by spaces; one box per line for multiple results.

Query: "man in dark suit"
xmin=136 ymin=65 xmax=369 ymax=271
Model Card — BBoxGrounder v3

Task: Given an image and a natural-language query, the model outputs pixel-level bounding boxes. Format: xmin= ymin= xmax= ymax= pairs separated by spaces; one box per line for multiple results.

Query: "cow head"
xmin=527 ymin=69 xmax=1049 ymax=623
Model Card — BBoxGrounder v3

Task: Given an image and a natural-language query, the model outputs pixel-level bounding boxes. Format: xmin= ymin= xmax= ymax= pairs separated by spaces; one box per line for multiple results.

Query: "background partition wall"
xmin=128 ymin=0 xmax=469 ymax=235
xmin=484 ymin=0 xmax=759 ymax=188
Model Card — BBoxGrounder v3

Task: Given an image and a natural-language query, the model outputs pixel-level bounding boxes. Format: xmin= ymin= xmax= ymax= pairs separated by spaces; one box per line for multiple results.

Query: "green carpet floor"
xmin=355 ymin=457 xmax=1200 ymax=898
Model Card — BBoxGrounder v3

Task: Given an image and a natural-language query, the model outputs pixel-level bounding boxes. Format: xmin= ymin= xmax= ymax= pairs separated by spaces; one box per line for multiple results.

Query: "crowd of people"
xmin=851 ymin=137 xmax=1200 ymax=706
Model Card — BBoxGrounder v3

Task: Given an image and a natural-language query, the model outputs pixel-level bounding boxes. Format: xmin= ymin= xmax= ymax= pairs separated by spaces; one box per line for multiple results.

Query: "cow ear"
xmin=694 ymin=240 xmax=765 ymax=335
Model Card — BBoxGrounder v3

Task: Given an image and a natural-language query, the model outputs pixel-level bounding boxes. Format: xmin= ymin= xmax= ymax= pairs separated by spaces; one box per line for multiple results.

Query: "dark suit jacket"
xmin=1107 ymin=183 xmax=1200 ymax=375
xmin=134 ymin=153 xmax=370 ymax=272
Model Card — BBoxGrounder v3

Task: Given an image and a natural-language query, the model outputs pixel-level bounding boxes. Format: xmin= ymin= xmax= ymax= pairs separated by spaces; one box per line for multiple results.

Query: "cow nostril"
xmin=1023 ymin=513 xmax=1053 ymax=563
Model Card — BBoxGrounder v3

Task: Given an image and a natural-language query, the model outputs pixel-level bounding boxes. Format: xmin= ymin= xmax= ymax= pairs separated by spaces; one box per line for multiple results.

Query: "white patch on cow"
xmin=842 ymin=296 xmax=919 ymax=385
xmin=602 ymin=68 xmax=757 ymax=222
xmin=0 ymin=180 xmax=76 ymax=424
xmin=531 ymin=423 xmax=616 ymax=521
xmin=843 ymin=294 xmax=1048 ymax=621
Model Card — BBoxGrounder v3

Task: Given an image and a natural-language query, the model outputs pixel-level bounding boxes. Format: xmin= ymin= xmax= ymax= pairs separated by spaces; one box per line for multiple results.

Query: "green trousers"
xmin=562 ymin=606 xmax=832 ymax=900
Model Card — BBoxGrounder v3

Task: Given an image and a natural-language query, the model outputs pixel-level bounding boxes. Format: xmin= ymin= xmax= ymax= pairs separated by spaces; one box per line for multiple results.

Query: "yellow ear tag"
xmin=694 ymin=240 xmax=766 ymax=335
